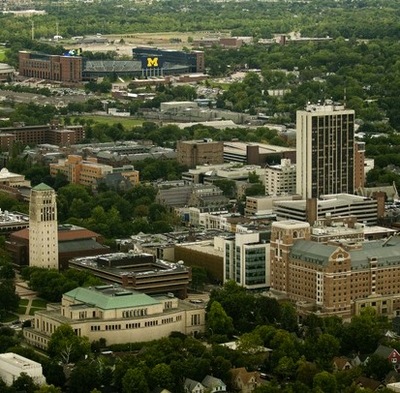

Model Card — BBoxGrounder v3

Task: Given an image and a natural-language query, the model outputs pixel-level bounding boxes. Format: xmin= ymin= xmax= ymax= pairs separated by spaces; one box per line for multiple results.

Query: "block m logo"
xmin=147 ymin=57 xmax=159 ymax=67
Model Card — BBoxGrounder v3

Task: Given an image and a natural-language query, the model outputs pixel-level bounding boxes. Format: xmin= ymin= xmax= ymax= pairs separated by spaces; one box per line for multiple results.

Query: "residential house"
xmin=332 ymin=356 xmax=353 ymax=372
xmin=374 ymin=345 xmax=400 ymax=369
xmin=355 ymin=376 xmax=384 ymax=391
xmin=230 ymin=367 xmax=262 ymax=393
xmin=202 ymin=375 xmax=226 ymax=392
xmin=184 ymin=378 xmax=205 ymax=393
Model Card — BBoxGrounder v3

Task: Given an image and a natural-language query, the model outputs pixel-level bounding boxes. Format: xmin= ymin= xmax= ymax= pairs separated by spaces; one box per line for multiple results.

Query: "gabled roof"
xmin=230 ymin=367 xmax=260 ymax=385
xmin=184 ymin=378 xmax=203 ymax=392
xmin=202 ymin=375 xmax=226 ymax=388
xmin=374 ymin=344 xmax=395 ymax=358
xmin=333 ymin=356 xmax=352 ymax=370
xmin=355 ymin=376 xmax=382 ymax=391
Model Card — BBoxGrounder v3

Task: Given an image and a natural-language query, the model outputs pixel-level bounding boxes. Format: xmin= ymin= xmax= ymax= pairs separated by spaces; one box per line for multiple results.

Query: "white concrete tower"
xmin=29 ymin=183 xmax=58 ymax=269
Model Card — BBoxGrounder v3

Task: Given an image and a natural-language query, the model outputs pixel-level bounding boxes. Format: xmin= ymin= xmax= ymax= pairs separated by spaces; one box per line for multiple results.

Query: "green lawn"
xmin=71 ymin=115 xmax=145 ymax=128
xmin=17 ymin=306 xmax=27 ymax=314
xmin=1 ymin=312 xmax=18 ymax=323
xmin=31 ymin=298 xmax=47 ymax=308
xmin=19 ymin=299 xmax=29 ymax=306
xmin=0 ymin=49 xmax=6 ymax=62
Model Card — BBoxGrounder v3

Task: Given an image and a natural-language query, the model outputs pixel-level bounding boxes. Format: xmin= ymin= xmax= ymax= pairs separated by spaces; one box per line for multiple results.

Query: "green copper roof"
xmin=32 ymin=183 xmax=54 ymax=191
xmin=64 ymin=286 xmax=160 ymax=310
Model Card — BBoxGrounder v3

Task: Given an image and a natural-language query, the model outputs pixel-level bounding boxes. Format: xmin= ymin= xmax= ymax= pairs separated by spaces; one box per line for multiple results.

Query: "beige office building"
xmin=265 ymin=158 xmax=296 ymax=196
xmin=24 ymin=285 xmax=206 ymax=348
xmin=296 ymin=102 xmax=355 ymax=199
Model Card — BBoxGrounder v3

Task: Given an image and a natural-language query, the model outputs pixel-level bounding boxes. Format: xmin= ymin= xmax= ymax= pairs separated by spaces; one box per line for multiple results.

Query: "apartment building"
xmin=265 ymin=158 xmax=296 ymax=196
xmin=24 ymin=285 xmax=205 ymax=349
xmin=270 ymin=220 xmax=400 ymax=317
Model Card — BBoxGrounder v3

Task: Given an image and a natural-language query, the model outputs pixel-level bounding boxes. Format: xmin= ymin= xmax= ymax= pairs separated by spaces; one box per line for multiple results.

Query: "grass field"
xmin=0 ymin=312 xmax=18 ymax=323
xmin=31 ymin=298 xmax=47 ymax=308
xmin=72 ymin=115 xmax=145 ymax=128
xmin=0 ymin=49 xmax=6 ymax=62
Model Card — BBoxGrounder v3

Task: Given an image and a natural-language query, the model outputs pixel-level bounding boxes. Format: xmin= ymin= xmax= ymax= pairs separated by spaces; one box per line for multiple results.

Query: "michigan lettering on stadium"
xmin=141 ymin=56 xmax=164 ymax=77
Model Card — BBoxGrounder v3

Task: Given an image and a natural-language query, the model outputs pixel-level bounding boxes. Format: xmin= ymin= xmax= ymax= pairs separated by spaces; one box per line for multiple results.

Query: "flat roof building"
xmin=273 ymin=193 xmax=380 ymax=226
xmin=68 ymin=252 xmax=191 ymax=298
xmin=0 ymin=353 xmax=46 ymax=386
xmin=177 ymin=139 xmax=224 ymax=169
xmin=265 ymin=158 xmax=296 ymax=196
xmin=0 ymin=122 xmax=85 ymax=149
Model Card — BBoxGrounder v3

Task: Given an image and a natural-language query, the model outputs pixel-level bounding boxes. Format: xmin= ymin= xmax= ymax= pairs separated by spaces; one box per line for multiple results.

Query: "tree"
xmin=68 ymin=360 xmax=102 ymax=393
xmin=342 ymin=307 xmax=387 ymax=354
xmin=149 ymin=363 xmax=174 ymax=391
xmin=12 ymin=372 xmax=38 ymax=393
xmin=122 ymin=368 xmax=149 ymax=393
xmin=0 ymin=279 xmax=19 ymax=318
xmin=47 ymin=324 xmax=90 ymax=364
xmin=0 ymin=262 xmax=15 ymax=279
xmin=206 ymin=301 xmax=234 ymax=337
xmin=34 ymin=385 xmax=62 ymax=393
xmin=362 ymin=354 xmax=393 ymax=380
xmin=191 ymin=266 xmax=208 ymax=290
xmin=313 ymin=371 xmax=337 ymax=393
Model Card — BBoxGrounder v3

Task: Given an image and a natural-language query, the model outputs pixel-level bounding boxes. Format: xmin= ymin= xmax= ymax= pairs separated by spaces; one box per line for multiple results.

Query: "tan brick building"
xmin=50 ymin=155 xmax=113 ymax=187
xmin=270 ymin=220 xmax=400 ymax=318
xmin=177 ymin=140 xmax=224 ymax=168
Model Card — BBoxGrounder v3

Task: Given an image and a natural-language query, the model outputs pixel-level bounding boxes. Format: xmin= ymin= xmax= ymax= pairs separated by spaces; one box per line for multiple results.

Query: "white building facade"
xmin=265 ymin=158 xmax=296 ymax=196
xmin=223 ymin=232 xmax=270 ymax=290
xmin=0 ymin=353 xmax=46 ymax=386
xmin=24 ymin=285 xmax=206 ymax=349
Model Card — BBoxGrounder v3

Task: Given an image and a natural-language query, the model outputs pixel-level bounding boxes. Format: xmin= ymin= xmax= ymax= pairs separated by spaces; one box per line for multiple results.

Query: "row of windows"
xmin=122 ymin=309 xmax=147 ymax=318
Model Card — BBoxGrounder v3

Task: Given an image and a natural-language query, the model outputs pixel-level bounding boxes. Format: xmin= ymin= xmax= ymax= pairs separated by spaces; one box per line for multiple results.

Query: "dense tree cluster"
xmin=0 ymin=281 xmax=396 ymax=392
xmin=21 ymin=267 xmax=103 ymax=302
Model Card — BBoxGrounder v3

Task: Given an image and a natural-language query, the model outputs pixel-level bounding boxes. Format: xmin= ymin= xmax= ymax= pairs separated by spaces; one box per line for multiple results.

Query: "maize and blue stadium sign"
xmin=141 ymin=56 xmax=163 ymax=69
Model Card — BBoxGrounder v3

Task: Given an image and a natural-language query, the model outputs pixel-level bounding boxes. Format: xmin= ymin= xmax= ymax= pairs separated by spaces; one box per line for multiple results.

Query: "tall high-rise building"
xmin=29 ymin=183 xmax=58 ymax=270
xmin=296 ymin=102 xmax=355 ymax=199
